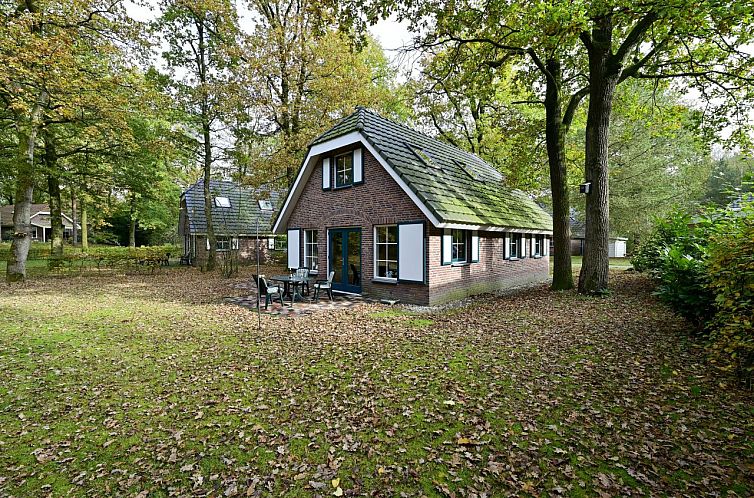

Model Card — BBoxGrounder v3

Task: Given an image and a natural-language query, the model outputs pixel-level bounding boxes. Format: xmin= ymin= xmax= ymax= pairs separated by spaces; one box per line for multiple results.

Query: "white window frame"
xmin=303 ymin=229 xmax=319 ymax=272
xmin=334 ymin=152 xmax=354 ymax=188
xmin=374 ymin=224 xmax=398 ymax=281
xmin=508 ymin=233 xmax=522 ymax=259
xmin=214 ymin=196 xmax=231 ymax=208
xmin=451 ymin=229 xmax=468 ymax=264
xmin=216 ymin=236 xmax=231 ymax=251
xmin=534 ymin=234 xmax=544 ymax=257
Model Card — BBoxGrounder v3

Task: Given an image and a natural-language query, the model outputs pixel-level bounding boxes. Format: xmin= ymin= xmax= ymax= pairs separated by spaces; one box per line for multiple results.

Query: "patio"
xmin=224 ymin=279 xmax=366 ymax=316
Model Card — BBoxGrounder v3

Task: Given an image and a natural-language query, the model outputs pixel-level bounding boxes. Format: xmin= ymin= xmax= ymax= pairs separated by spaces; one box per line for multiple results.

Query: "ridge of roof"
xmin=303 ymin=107 xmax=552 ymax=232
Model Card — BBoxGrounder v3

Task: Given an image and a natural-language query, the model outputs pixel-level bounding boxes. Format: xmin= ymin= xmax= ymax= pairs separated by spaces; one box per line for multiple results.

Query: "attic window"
xmin=408 ymin=145 xmax=441 ymax=170
xmin=214 ymin=196 xmax=231 ymax=208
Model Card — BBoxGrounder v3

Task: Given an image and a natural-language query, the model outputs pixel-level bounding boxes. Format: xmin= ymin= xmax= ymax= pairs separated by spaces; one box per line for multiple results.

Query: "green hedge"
xmin=1 ymin=244 xmax=181 ymax=275
xmin=633 ymin=204 xmax=753 ymax=386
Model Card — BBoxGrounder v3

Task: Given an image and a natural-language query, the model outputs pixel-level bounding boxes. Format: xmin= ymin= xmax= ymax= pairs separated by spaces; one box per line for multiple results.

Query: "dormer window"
xmin=334 ymin=152 xmax=353 ymax=188
xmin=214 ymin=196 xmax=231 ymax=208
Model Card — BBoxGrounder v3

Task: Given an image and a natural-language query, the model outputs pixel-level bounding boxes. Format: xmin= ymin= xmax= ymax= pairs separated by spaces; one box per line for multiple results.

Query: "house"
xmin=0 ymin=203 xmax=79 ymax=242
xmin=179 ymin=179 xmax=282 ymax=265
xmin=568 ymin=218 xmax=628 ymax=258
xmin=272 ymin=107 xmax=553 ymax=305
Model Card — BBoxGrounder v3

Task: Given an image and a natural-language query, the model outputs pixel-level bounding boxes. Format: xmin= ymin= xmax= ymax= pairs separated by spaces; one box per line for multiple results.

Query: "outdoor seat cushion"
xmin=266 ymin=286 xmax=281 ymax=294
xmin=314 ymin=282 xmax=330 ymax=289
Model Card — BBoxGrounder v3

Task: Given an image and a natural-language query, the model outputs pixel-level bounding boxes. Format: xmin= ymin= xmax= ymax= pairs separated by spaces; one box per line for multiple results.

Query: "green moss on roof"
xmin=312 ymin=108 xmax=552 ymax=231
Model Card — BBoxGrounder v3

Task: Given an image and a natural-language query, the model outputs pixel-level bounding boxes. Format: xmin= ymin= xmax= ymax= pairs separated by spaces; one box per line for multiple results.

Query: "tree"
xmin=411 ymin=47 xmax=548 ymax=192
xmin=237 ymin=5 xmax=405 ymax=189
xmin=340 ymin=0 xmax=754 ymax=294
xmin=157 ymin=0 xmax=241 ymax=271
xmin=0 ymin=0 xmax=138 ymax=281
xmin=603 ymin=81 xmax=713 ymax=246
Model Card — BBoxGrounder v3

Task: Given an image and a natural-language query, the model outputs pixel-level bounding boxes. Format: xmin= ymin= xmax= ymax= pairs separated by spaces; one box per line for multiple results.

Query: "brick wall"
xmin=427 ymin=228 xmax=550 ymax=305
xmin=286 ymin=145 xmax=431 ymax=304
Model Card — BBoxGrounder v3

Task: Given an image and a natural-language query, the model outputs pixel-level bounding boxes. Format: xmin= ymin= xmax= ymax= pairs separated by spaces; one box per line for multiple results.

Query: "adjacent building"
xmin=0 ymin=204 xmax=79 ymax=242
xmin=179 ymin=180 xmax=282 ymax=266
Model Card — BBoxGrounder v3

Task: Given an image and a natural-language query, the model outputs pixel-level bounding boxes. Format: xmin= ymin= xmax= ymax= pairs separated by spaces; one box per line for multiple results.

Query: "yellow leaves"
xmin=331 ymin=478 xmax=343 ymax=496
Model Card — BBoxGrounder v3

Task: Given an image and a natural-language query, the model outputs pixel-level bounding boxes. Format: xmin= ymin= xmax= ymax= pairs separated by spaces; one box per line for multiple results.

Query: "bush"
xmin=632 ymin=209 xmax=716 ymax=328
xmin=634 ymin=204 xmax=753 ymax=386
xmin=705 ymin=205 xmax=754 ymax=387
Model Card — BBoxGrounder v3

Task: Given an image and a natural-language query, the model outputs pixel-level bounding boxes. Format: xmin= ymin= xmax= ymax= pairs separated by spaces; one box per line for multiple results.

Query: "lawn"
xmin=0 ymin=269 xmax=752 ymax=496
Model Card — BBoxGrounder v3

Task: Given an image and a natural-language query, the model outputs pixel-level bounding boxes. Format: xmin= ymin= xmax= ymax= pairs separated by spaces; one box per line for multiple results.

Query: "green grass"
xmin=0 ymin=269 xmax=751 ymax=496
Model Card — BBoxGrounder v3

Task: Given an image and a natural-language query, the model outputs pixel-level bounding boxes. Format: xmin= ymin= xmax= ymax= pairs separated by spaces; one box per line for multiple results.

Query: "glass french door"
xmin=328 ymin=228 xmax=362 ymax=293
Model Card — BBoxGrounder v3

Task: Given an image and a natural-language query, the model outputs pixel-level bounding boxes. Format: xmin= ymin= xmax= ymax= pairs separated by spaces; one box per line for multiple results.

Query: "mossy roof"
xmin=311 ymin=108 xmax=552 ymax=231
xmin=182 ymin=180 xmax=281 ymax=235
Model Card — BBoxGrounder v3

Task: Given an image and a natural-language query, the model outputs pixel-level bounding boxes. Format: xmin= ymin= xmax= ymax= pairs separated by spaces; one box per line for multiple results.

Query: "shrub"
xmin=634 ymin=204 xmax=753 ymax=386
xmin=632 ymin=209 xmax=716 ymax=327
xmin=705 ymin=205 xmax=754 ymax=387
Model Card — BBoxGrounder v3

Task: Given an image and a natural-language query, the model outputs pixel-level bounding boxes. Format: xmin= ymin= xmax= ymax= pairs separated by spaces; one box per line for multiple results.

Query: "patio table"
xmin=269 ymin=275 xmax=312 ymax=306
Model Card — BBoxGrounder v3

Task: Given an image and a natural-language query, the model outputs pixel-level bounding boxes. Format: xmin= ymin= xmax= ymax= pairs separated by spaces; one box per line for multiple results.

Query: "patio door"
xmin=328 ymin=228 xmax=361 ymax=293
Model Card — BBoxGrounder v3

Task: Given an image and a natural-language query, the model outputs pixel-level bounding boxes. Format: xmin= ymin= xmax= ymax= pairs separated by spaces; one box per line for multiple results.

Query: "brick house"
xmin=179 ymin=180 xmax=282 ymax=266
xmin=273 ymin=107 xmax=553 ymax=305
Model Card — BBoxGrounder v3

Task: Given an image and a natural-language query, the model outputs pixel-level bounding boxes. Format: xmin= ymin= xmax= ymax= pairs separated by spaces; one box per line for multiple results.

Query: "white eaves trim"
xmin=437 ymin=223 xmax=553 ymax=235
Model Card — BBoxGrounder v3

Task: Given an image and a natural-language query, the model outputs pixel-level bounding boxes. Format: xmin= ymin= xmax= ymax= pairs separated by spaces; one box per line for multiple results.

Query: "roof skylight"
xmin=408 ymin=144 xmax=441 ymax=170
xmin=214 ymin=196 xmax=231 ymax=208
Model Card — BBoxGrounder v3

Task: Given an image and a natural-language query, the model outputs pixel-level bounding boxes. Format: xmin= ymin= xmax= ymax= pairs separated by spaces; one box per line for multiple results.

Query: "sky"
xmin=125 ymin=1 xmax=417 ymax=78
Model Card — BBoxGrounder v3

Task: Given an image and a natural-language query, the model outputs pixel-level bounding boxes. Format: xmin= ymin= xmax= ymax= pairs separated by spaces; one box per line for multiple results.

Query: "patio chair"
xmin=296 ymin=267 xmax=310 ymax=295
xmin=313 ymin=271 xmax=335 ymax=302
xmin=253 ymin=274 xmax=283 ymax=310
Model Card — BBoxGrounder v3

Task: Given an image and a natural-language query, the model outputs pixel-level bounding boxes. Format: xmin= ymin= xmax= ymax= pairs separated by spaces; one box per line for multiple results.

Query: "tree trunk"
xmin=71 ymin=194 xmax=78 ymax=246
xmin=44 ymin=129 xmax=64 ymax=257
xmin=197 ymin=20 xmax=217 ymax=271
xmin=578 ymin=18 xmax=619 ymax=295
xmin=7 ymin=98 xmax=46 ymax=283
xmin=7 ymin=127 xmax=36 ymax=282
xmin=202 ymin=126 xmax=216 ymax=270
xmin=80 ymin=199 xmax=88 ymax=251
xmin=543 ymin=59 xmax=574 ymax=290
xmin=128 ymin=193 xmax=136 ymax=247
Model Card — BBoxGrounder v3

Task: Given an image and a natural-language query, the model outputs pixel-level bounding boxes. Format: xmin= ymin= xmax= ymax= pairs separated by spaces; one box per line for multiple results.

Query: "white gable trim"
xmin=273 ymin=131 xmax=441 ymax=233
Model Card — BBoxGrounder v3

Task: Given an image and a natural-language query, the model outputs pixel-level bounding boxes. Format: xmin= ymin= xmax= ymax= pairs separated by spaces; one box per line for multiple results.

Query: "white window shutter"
xmin=232 ymin=237 xmax=239 ymax=250
xmin=471 ymin=231 xmax=479 ymax=262
xmin=504 ymin=234 xmax=510 ymax=259
xmin=398 ymin=223 xmax=424 ymax=282
xmin=441 ymin=229 xmax=452 ymax=265
xmin=544 ymin=236 xmax=549 ymax=256
xmin=287 ymin=229 xmax=300 ymax=268
xmin=322 ymin=157 xmax=331 ymax=189
xmin=353 ymin=148 xmax=363 ymax=183
xmin=268 ymin=237 xmax=275 ymax=250
xmin=206 ymin=238 xmax=210 ymax=251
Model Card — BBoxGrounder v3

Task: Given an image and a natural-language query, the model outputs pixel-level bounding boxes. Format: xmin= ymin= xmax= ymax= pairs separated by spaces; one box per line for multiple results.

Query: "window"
xmin=275 ymin=237 xmax=286 ymax=251
xmin=451 ymin=229 xmax=468 ymax=263
xmin=534 ymin=234 xmax=544 ymax=257
xmin=216 ymin=236 xmax=231 ymax=251
xmin=304 ymin=230 xmax=318 ymax=271
xmin=508 ymin=233 xmax=522 ymax=259
xmin=334 ymin=152 xmax=353 ymax=188
xmin=375 ymin=225 xmax=398 ymax=279
xmin=214 ymin=196 xmax=231 ymax=208
xmin=409 ymin=144 xmax=440 ymax=170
